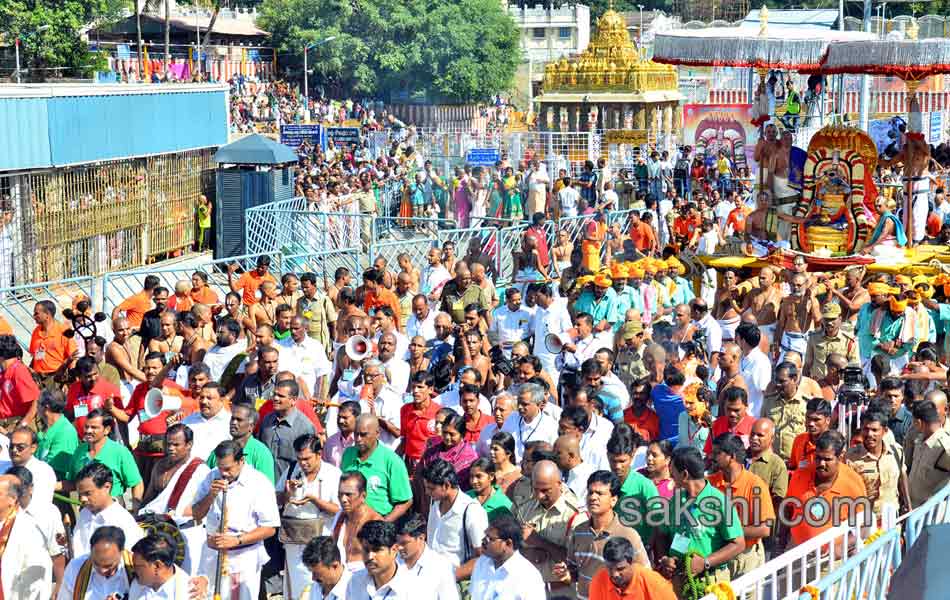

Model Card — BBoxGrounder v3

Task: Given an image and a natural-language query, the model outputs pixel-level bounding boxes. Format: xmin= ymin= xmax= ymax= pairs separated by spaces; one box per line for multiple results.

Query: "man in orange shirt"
xmin=362 ymin=268 xmax=401 ymax=330
xmin=0 ymin=315 xmax=12 ymax=336
xmin=708 ymin=433 xmax=775 ymax=577
xmin=228 ymin=255 xmax=276 ymax=307
xmin=786 ymin=430 xmax=869 ymax=547
xmin=29 ymin=300 xmax=77 ymax=389
xmin=624 ymin=379 xmax=659 ymax=442
xmin=628 ymin=211 xmax=657 ymax=255
xmin=189 ymin=271 xmax=220 ymax=307
xmin=112 ymin=274 xmax=159 ymax=329
xmin=724 ymin=193 xmax=753 ymax=236
xmin=789 ymin=398 xmax=832 ymax=471
xmin=588 ymin=536 xmax=675 ymax=600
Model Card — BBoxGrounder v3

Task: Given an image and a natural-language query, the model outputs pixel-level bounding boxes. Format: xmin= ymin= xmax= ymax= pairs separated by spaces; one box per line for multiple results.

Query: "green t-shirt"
xmin=616 ymin=469 xmax=661 ymax=544
xmin=68 ymin=438 xmax=143 ymax=497
xmin=38 ymin=416 xmax=79 ymax=480
xmin=660 ymin=482 xmax=744 ymax=559
xmin=467 ymin=486 xmax=513 ymax=521
xmin=340 ymin=444 xmax=412 ymax=516
xmin=207 ymin=437 xmax=276 ymax=484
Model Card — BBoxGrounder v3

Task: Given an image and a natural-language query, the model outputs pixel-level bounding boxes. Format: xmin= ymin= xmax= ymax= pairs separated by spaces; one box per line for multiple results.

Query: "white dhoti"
xmin=538 ymin=352 xmax=560 ymax=383
xmin=718 ymin=317 xmax=740 ymax=341
xmin=760 ymin=323 xmax=777 ymax=346
xmin=199 ymin=543 xmax=268 ymax=600
xmin=527 ymin=183 xmax=547 ymax=216
xmin=284 ymin=543 xmax=309 ymax=600
xmin=780 ymin=331 xmax=808 ymax=359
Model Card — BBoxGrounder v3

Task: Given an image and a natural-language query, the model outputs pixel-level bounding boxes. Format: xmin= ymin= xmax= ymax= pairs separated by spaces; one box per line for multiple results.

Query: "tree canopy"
xmin=0 ymin=0 xmax=124 ymax=79
xmin=257 ymin=0 xmax=521 ymax=103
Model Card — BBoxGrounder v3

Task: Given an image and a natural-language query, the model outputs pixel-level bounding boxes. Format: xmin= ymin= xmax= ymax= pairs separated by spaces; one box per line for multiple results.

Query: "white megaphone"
xmin=144 ymin=388 xmax=183 ymax=419
xmin=544 ymin=328 xmax=579 ymax=354
xmin=345 ymin=335 xmax=374 ymax=361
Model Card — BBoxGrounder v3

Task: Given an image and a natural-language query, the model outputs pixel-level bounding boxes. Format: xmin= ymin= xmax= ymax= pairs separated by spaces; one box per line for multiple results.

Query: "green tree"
xmin=0 ymin=0 xmax=125 ymax=80
xmin=257 ymin=0 xmax=519 ymax=103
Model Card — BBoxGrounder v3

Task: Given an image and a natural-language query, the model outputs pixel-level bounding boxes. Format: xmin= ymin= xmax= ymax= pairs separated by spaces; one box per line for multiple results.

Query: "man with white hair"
xmin=501 ymin=384 xmax=559 ymax=460
xmin=477 ymin=392 xmax=516 ymax=457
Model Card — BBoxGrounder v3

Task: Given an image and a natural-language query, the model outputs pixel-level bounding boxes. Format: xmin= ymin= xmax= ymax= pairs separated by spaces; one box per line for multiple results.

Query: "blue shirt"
xmin=652 ymin=383 xmax=685 ymax=442
xmin=574 ymin=288 xmax=620 ymax=326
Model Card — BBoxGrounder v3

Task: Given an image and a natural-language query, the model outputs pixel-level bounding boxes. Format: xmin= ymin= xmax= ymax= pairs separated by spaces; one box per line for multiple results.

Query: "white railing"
xmin=794 ymin=528 xmax=901 ymax=600
xmin=699 ymin=524 xmax=863 ymax=600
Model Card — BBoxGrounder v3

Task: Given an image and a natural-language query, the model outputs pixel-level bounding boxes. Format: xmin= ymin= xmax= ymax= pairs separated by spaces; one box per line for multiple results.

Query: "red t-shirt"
xmin=623 ymin=407 xmax=660 ymax=443
xmin=400 ymin=400 xmax=442 ymax=460
xmin=629 ymin=221 xmax=656 ymax=252
xmin=704 ymin=413 xmax=757 ymax=454
xmin=125 ymin=380 xmax=197 ymax=455
xmin=66 ymin=378 xmax=123 ymax=436
xmin=0 ymin=360 xmax=40 ymax=419
xmin=525 ymin=226 xmax=550 ymax=268
xmin=462 ymin=412 xmax=495 ymax=445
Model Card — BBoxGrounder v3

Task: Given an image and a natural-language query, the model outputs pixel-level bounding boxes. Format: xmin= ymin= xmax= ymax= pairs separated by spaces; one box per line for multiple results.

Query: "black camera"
xmin=489 ymin=345 xmax=514 ymax=377
xmin=837 ymin=365 xmax=868 ymax=406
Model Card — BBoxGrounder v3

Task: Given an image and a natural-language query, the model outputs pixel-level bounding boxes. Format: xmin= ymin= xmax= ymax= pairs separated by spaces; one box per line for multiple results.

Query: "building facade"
xmin=509 ymin=3 xmax=591 ymax=63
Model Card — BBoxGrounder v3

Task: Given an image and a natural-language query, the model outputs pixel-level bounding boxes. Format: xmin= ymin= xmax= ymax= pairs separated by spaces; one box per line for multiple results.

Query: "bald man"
xmin=554 ymin=434 xmax=594 ymax=504
xmin=819 ymin=353 xmax=849 ymax=402
xmin=514 ymin=460 xmax=585 ymax=595
xmin=764 ymin=350 xmax=822 ymax=399
xmin=747 ymin=418 xmax=789 ymax=503
xmin=717 ymin=342 xmax=749 ymax=414
xmin=338 ymin=414 xmax=412 ymax=522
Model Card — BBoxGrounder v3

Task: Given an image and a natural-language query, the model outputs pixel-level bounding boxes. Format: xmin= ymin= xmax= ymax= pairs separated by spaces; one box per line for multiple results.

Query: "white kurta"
xmin=141 ymin=458 xmax=212 ymax=576
xmin=2 ymin=511 xmax=52 ymax=600
xmin=72 ymin=501 xmax=144 ymax=559
xmin=181 ymin=409 xmax=232 ymax=462
xmin=58 ymin=553 xmax=130 ymax=600
xmin=195 ymin=466 xmax=281 ymax=600
xmin=0 ymin=458 xmax=55 ymax=507
xmin=127 ymin=565 xmax=190 ymax=600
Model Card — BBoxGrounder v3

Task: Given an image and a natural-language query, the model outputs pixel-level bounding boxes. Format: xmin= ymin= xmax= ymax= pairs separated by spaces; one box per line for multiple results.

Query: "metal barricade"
xmin=282 ymin=250 xmax=361 ymax=288
xmin=0 ymin=277 xmax=97 ymax=349
xmin=699 ymin=524 xmax=863 ymax=600
xmin=904 ymin=481 xmax=950 ymax=550
xmin=244 ymin=198 xmax=308 ymax=255
xmin=795 ymin=528 xmax=901 ymax=600
xmin=101 ymin=251 xmax=284 ymax=313
xmin=496 ymin=223 xmax=529 ymax=285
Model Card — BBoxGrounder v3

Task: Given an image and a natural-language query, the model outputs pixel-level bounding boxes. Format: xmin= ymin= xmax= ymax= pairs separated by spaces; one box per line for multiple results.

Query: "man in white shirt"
xmin=0 ymin=474 xmax=51 ymax=600
xmin=276 ymin=435 xmax=342 ymax=600
xmin=301 ymin=536 xmax=352 ymax=600
xmin=181 ymin=383 xmax=231 ymax=462
xmin=422 ymin=459 xmax=488 ymax=578
xmin=373 ymin=307 xmax=410 ymax=360
xmin=396 ymin=514 xmax=459 ymax=600
xmin=406 ymin=295 xmax=437 ymax=342
xmin=421 ymin=248 xmax=452 ymax=300
xmin=378 ymin=333 xmax=410 ymax=394
xmin=434 ymin=368 xmax=492 ymax=416
xmin=127 ymin=533 xmax=208 ymax=600
xmin=501 ymin=383 xmax=560 ymax=461
xmin=530 ymin=285 xmax=574 ymax=380
xmin=192 ymin=440 xmax=281 ymax=600
xmin=560 ymin=404 xmax=611 ymax=472
xmin=0 ymin=427 xmax=55 ymax=506
xmin=554 ymin=434 xmax=595 ymax=504
xmin=559 ymin=314 xmax=607 ymax=372
xmin=558 ymin=178 xmax=580 ymax=218
xmin=138 ymin=424 xmax=210 ymax=576
xmin=72 ymin=462 xmax=144 ymax=559
xmin=59 ymin=526 xmax=134 ymax=600
xmin=346 ymin=520 xmax=423 ymax=600
xmin=279 ymin=316 xmax=333 ymax=399
xmin=690 ymin=298 xmax=724 ymax=357
xmin=737 ymin=322 xmax=773 ymax=417
xmin=488 ymin=288 xmax=532 ymax=357
xmin=6 ymin=466 xmax=65 ymax=600
xmin=470 ymin=516 xmax=546 ymax=600
xmin=201 ymin=320 xmax=247 ymax=382
xmin=476 ymin=392 xmax=516 ymax=458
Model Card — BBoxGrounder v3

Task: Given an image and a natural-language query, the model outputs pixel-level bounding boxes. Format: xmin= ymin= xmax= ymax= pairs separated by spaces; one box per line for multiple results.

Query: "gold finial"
xmin=608 ymin=0 xmax=614 ymax=10
xmin=759 ymin=4 xmax=769 ymax=37
xmin=908 ymin=18 xmax=919 ymax=40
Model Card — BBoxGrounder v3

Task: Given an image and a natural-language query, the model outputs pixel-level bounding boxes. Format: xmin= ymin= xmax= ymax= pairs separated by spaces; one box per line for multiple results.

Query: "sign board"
xmin=604 ymin=130 xmax=648 ymax=146
xmin=326 ymin=127 xmax=361 ymax=148
xmin=465 ymin=148 xmax=500 ymax=166
xmin=280 ymin=124 xmax=323 ymax=149
xmin=931 ymin=112 xmax=944 ymax=145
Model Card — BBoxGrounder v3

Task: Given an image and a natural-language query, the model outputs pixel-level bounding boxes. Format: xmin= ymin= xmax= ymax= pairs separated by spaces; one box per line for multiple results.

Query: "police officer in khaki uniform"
xmin=296 ymin=273 xmax=337 ymax=357
xmin=845 ymin=407 xmax=908 ymax=518
xmin=908 ymin=401 xmax=950 ymax=508
xmin=761 ymin=362 xmax=808 ymax=462
xmin=615 ymin=320 xmax=647 ymax=389
xmin=803 ymin=303 xmax=858 ymax=381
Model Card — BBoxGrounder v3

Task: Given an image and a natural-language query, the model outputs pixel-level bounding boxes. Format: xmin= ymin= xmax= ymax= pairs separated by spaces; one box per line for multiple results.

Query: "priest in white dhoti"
xmin=127 ymin=533 xmax=209 ymax=600
xmin=0 ymin=474 xmax=51 ymax=600
xmin=138 ymin=424 xmax=211 ymax=576
xmin=275 ymin=435 xmax=341 ymax=600
xmin=192 ymin=440 xmax=280 ymax=600
xmin=58 ymin=526 xmax=133 ymax=600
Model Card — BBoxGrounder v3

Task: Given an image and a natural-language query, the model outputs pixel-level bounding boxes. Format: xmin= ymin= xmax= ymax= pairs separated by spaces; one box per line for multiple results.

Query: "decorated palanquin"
xmin=793 ymin=126 xmax=877 ymax=255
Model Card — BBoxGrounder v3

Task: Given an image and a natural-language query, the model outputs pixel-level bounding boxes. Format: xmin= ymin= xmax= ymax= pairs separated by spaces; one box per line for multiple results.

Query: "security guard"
xmin=803 ymin=303 xmax=858 ymax=381
xmin=908 ymin=401 xmax=950 ymax=507
xmin=615 ymin=320 xmax=647 ymax=389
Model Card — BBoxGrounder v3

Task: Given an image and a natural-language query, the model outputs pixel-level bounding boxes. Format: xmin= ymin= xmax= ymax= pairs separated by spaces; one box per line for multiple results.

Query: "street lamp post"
xmin=303 ymin=35 xmax=337 ymax=104
xmin=14 ymin=24 xmax=50 ymax=84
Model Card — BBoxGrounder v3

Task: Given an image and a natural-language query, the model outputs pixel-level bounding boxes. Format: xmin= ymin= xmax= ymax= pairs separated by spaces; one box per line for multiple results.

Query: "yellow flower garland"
xmin=705 ymin=582 xmax=736 ymax=600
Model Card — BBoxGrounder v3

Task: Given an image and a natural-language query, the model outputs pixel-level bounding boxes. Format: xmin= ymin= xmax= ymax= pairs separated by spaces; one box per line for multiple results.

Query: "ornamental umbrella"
xmin=819 ymin=29 xmax=950 ymax=243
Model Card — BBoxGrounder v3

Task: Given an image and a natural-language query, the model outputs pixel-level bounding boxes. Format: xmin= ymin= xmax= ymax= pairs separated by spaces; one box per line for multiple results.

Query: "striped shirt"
xmin=566 ymin=513 xmax=650 ymax=600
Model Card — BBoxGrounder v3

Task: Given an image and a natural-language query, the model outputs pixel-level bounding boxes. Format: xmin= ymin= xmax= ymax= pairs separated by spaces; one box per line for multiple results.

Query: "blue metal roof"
xmin=742 ymin=9 xmax=839 ymax=30
xmin=0 ymin=84 xmax=228 ymax=172
xmin=214 ymin=133 xmax=299 ymax=165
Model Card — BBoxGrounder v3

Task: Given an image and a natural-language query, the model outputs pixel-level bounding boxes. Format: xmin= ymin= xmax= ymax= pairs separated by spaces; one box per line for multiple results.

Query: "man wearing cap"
xmin=665 ymin=256 xmax=696 ymax=307
xmin=615 ymin=321 xmax=647 ymax=389
xmin=574 ymin=273 xmax=620 ymax=341
xmin=803 ymin=303 xmax=859 ymax=381
xmin=610 ymin=264 xmax=639 ymax=331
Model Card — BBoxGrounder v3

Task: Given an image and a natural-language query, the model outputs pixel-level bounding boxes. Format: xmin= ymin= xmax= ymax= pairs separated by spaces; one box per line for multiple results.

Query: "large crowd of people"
xmin=6 ymin=124 xmax=950 ymax=600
